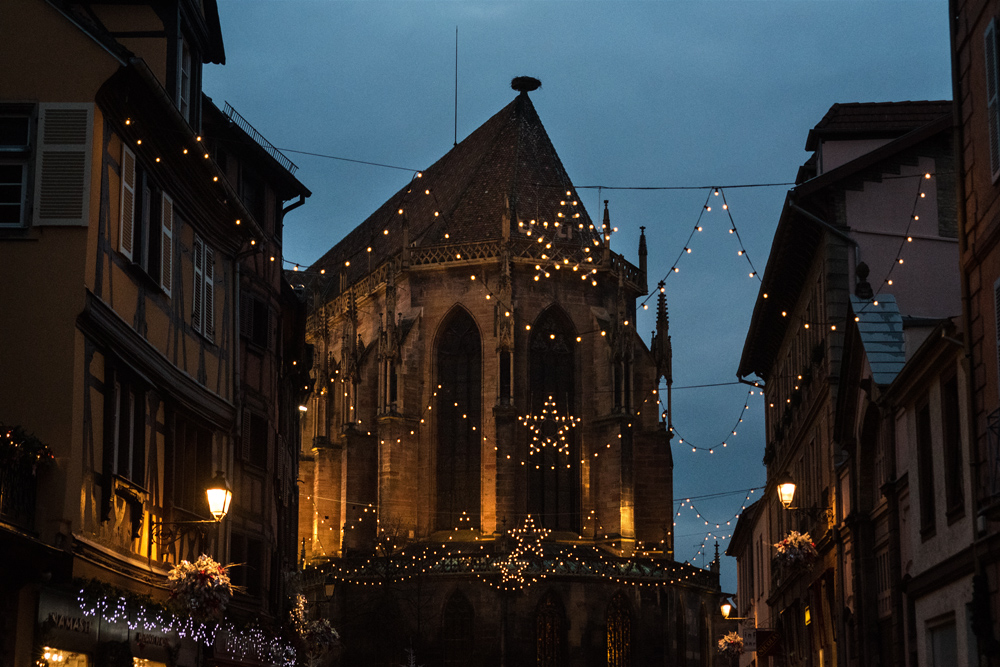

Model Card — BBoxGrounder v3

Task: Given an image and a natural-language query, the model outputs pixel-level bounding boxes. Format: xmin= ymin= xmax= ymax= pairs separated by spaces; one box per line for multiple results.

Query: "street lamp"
xmin=153 ymin=470 xmax=233 ymax=548
xmin=205 ymin=470 xmax=233 ymax=520
xmin=777 ymin=472 xmax=796 ymax=510
xmin=775 ymin=472 xmax=832 ymax=522
xmin=720 ymin=597 xmax=748 ymax=621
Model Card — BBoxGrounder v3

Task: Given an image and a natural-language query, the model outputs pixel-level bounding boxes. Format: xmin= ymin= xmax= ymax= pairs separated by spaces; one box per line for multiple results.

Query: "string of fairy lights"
xmin=76 ymin=587 xmax=296 ymax=665
xmin=297 ymin=180 xmax=770 ymax=565
xmin=230 ymin=134 xmax=938 ymax=572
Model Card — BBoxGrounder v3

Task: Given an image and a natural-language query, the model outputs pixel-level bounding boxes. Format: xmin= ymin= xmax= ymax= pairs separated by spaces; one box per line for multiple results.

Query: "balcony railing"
xmin=0 ymin=462 xmax=38 ymax=532
xmin=223 ymin=102 xmax=298 ymax=175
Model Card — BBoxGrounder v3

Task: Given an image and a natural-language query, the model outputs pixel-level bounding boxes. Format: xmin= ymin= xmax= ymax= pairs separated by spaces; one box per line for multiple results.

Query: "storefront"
xmin=36 ymin=588 xmax=194 ymax=667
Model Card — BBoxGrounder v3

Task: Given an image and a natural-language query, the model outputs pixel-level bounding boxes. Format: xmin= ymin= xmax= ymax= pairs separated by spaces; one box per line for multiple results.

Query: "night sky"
xmin=203 ymin=0 xmax=953 ymax=593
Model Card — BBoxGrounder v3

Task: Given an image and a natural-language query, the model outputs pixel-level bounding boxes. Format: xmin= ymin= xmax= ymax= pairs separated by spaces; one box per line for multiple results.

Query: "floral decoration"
xmin=773 ymin=530 xmax=818 ymax=567
xmin=292 ymin=593 xmax=339 ymax=662
xmin=717 ymin=631 xmax=744 ymax=657
xmin=167 ymin=554 xmax=233 ymax=623
xmin=301 ymin=618 xmax=339 ymax=657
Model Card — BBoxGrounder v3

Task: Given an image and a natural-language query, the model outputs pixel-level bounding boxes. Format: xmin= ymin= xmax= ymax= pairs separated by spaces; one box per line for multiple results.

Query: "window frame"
xmin=0 ymin=109 xmax=32 ymax=228
xmin=192 ymin=235 xmax=216 ymax=342
xmin=986 ymin=18 xmax=1000 ymax=183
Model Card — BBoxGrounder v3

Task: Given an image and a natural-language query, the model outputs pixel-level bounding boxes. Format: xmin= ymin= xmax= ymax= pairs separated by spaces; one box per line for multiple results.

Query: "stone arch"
xmin=434 ymin=306 xmax=482 ymax=531
xmin=606 ymin=591 xmax=632 ymax=667
xmin=441 ymin=589 xmax=474 ymax=667
xmin=527 ymin=305 xmax=579 ymax=532
xmin=536 ymin=589 xmax=567 ymax=667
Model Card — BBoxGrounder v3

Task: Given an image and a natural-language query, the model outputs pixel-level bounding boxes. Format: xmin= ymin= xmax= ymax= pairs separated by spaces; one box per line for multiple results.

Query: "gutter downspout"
xmin=283 ymin=193 xmax=307 ymax=217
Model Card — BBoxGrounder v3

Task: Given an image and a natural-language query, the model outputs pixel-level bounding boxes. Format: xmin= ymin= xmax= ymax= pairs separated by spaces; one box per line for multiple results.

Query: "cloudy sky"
xmin=204 ymin=0 xmax=952 ymax=592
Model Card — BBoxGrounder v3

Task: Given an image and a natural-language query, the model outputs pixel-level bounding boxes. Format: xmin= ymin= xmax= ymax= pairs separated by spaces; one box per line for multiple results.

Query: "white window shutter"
xmin=987 ymin=19 xmax=1000 ymax=182
xmin=160 ymin=193 xmax=174 ymax=296
xmin=192 ymin=237 xmax=204 ymax=333
xmin=34 ymin=103 xmax=93 ymax=226
xmin=119 ymin=145 xmax=135 ymax=259
xmin=204 ymin=245 xmax=215 ymax=341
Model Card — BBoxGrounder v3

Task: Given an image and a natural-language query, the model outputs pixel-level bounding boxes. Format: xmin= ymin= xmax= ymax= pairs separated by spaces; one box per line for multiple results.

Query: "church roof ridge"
xmin=311 ymin=89 xmax=600 ymax=286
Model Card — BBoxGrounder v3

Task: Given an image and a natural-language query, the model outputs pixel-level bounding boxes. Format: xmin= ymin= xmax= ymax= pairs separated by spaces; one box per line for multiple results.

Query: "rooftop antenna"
xmin=454 ymin=26 xmax=458 ymax=146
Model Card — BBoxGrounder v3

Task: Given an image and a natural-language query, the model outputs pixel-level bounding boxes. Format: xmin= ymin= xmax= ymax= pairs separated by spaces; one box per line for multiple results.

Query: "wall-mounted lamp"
xmin=775 ymin=472 xmax=833 ymax=522
xmin=153 ymin=471 xmax=232 ymax=548
xmin=720 ymin=597 xmax=748 ymax=621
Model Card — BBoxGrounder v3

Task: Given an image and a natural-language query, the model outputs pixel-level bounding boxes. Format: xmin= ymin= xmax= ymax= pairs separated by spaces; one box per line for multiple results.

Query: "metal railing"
xmin=223 ymin=102 xmax=298 ymax=175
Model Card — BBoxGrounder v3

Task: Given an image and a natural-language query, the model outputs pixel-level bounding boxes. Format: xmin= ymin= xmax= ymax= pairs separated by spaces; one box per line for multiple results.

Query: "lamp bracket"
xmin=152 ymin=519 xmax=218 ymax=549
xmin=786 ymin=506 xmax=834 ymax=523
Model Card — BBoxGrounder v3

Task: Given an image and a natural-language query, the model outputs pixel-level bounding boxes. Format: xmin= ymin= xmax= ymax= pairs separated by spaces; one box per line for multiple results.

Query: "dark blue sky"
xmin=204 ymin=0 xmax=952 ymax=593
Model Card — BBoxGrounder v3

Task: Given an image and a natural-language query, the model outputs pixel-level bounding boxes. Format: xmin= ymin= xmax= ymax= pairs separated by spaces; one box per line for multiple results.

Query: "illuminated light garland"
xmin=521 ymin=396 xmax=581 ymax=457
xmin=667 ymin=389 xmax=756 ymax=453
xmin=75 ymin=587 xmax=296 ymax=666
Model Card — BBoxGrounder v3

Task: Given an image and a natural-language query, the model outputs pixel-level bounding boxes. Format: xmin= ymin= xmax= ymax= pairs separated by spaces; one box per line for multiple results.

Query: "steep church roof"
xmin=312 ymin=86 xmax=600 ymax=287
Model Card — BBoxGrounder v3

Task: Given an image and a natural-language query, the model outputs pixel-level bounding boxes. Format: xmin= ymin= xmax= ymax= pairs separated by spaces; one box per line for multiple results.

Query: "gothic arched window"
xmin=536 ymin=591 xmax=566 ymax=667
xmin=528 ymin=307 xmax=579 ymax=533
xmin=436 ymin=308 xmax=482 ymax=531
xmin=606 ymin=592 xmax=632 ymax=667
xmin=441 ymin=591 xmax=474 ymax=666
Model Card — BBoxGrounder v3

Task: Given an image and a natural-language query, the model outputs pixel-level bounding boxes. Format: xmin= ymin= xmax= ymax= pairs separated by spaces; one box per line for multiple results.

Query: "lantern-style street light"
xmin=153 ymin=470 xmax=233 ymax=548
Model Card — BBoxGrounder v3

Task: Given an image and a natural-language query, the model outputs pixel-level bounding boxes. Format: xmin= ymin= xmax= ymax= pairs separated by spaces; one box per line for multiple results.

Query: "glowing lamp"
xmin=777 ymin=472 xmax=796 ymax=510
xmin=721 ymin=600 xmax=733 ymax=619
xmin=206 ymin=471 xmax=233 ymax=521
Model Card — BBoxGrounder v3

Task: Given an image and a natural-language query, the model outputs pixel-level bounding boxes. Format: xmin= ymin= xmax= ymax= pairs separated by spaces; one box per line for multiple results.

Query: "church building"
xmin=295 ymin=78 xmax=725 ymax=666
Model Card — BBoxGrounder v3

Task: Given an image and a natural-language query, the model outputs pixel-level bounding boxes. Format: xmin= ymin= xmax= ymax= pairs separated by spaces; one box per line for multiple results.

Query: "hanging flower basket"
xmin=717 ymin=631 xmax=744 ymax=657
xmin=773 ymin=530 xmax=818 ymax=568
xmin=167 ymin=554 xmax=233 ymax=623
xmin=301 ymin=618 xmax=339 ymax=657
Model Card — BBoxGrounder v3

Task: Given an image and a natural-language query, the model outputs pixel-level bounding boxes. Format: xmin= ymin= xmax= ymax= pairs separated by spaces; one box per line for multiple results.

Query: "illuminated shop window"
xmin=38 ymin=647 xmax=88 ymax=667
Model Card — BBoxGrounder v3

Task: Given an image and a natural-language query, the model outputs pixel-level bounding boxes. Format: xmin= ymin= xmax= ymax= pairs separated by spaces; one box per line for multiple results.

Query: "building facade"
xmin=952 ymin=1 xmax=1000 ymax=664
xmin=295 ymin=80 xmax=726 ymax=666
xmin=732 ymin=101 xmax=960 ymax=667
xmin=0 ymin=1 xmax=306 ymax=665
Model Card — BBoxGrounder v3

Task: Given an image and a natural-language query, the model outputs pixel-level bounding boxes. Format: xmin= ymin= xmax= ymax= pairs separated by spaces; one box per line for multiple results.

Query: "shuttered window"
xmin=34 ymin=103 xmax=92 ymax=226
xmin=119 ymin=145 xmax=135 ymax=258
xmin=192 ymin=235 xmax=216 ymax=341
xmin=160 ymin=193 xmax=174 ymax=295
xmin=995 ymin=276 xmax=1000 ymax=387
xmin=192 ymin=237 xmax=203 ymax=333
xmin=987 ymin=19 xmax=1000 ymax=182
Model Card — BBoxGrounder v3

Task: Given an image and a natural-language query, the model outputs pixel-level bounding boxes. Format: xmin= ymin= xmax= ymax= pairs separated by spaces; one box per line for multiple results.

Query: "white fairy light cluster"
xmin=76 ymin=587 xmax=296 ymax=665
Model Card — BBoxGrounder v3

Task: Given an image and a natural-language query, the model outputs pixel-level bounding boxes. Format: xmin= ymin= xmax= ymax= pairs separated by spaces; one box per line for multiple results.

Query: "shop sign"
xmin=131 ymin=628 xmax=177 ymax=663
xmin=38 ymin=589 xmax=99 ymax=653
xmin=741 ymin=627 xmax=756 ymax=652
xmin=756 ymin=629 xmax=781 ymax=658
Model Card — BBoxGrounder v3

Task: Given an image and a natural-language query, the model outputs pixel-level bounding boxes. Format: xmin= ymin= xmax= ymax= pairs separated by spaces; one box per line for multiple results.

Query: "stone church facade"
xmin=295 ymin=80 xmax=725 ymax=666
